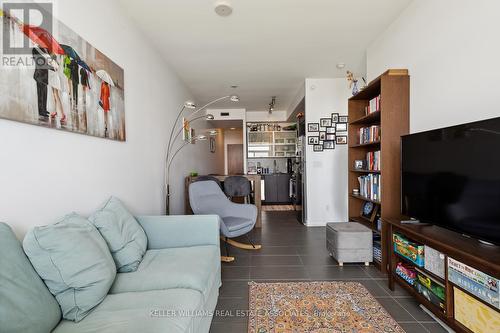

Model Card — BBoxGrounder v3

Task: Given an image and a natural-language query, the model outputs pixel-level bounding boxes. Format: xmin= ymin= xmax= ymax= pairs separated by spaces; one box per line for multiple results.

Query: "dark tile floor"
xmin=210 ymin=211 xmax=448 ymax=333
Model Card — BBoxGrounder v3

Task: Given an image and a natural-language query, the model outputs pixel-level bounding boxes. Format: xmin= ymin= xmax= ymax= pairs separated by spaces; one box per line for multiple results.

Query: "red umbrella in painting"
xmin=21 ymin=24 xmax=65 ymax=54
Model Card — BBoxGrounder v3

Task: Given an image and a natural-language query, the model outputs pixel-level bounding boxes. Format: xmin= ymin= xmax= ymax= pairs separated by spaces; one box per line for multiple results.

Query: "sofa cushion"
xmin=110 ymin=245 xmax=220 ymax=299
xmin=23 ymin=213 xmax=116 ymax=322
xmin=53 ymin=289 xmax=205 ymax=333
xmin=89 ymin=197 xmax=147 ymax=272
xmin=0 ymin=223 xmax=62 ymax=332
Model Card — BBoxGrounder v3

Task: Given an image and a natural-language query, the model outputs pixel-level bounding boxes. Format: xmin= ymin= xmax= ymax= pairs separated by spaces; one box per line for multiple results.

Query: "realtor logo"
xmin=2 ymin=2 xmax=53 ymax=56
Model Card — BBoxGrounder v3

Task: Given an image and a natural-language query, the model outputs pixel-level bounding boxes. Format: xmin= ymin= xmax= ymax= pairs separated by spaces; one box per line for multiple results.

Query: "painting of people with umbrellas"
xmin=0 ymin=7 xmax=125 ymax=141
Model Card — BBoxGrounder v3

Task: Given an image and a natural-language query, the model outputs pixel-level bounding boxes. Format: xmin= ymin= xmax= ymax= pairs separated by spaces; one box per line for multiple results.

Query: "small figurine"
xmin=346 ymin=70 xmax=359 ymax=95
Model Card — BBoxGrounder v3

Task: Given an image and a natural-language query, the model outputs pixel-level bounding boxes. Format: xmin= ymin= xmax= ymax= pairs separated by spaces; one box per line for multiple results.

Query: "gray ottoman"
xmin=326 ymin=222 xmax=373 ymax=266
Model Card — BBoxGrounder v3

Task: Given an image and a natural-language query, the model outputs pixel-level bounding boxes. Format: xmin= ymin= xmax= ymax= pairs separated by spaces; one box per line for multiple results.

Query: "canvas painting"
xmin=0 ymin=6 xmax=125 ymax=140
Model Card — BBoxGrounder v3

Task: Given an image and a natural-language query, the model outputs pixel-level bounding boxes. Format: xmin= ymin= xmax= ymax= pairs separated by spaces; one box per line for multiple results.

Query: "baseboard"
xmin=304 ymin=220 xmax=328 ymax=227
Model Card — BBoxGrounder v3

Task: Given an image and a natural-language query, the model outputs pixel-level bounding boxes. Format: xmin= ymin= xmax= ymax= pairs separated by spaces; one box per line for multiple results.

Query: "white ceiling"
xmin=119 ymin=0 xmax=412 ymax=111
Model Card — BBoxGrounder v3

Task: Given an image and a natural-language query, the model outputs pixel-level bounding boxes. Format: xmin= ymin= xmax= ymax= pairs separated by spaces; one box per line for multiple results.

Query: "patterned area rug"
xmin=248 ymin=281 xmax=406 ymax=333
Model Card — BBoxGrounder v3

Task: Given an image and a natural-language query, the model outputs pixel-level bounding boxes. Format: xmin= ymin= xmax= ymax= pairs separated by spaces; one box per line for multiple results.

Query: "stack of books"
xmin=359 ymin=125 xmax=381 ymax=144
xmin=357 ymin=174 xmax=381 ymax=201
xmin=366 ymin=150 xmax=381 ymax=171
xmin=364 ymin=95 xmax=381 ymax=115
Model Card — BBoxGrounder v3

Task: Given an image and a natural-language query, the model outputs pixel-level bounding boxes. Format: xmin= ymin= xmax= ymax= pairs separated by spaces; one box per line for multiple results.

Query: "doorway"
xmin=227 ymin=144 xmax=244 ymax=174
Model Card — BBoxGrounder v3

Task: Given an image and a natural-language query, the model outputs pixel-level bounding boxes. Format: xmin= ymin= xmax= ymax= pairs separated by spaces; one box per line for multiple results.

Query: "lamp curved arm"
xmin=189 ymin=95 xmax=230 ymax=120
xmin=166 ymin=141 xmax=190 ymax=189
xmin=166 ymin=105 xmax=186 ymax=162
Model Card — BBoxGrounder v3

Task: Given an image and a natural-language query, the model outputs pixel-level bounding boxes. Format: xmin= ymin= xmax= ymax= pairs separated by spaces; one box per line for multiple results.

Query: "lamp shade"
xmin=195 ymin=135 xmax=208 ymax=141
xmin=184 ymin=101 xmax=196 ymax=109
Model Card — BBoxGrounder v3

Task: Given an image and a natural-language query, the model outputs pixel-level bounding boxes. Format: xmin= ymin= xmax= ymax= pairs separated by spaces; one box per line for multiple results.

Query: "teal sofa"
xmin=0 ymin=215 xmax=221 ymax=333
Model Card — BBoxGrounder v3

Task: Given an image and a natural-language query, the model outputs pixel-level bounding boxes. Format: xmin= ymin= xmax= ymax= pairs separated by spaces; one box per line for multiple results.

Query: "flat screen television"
xmin=401 ymin=117 xmax=500 ymax=245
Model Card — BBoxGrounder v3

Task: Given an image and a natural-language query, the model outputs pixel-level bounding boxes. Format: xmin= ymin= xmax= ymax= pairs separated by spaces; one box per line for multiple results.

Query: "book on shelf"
xmin=359 ymin=125 xmax=381 ymax=144
xmin=366 ymin=150 xmax=381 ymax=171
xmin=357 ymin=174 xmax=381 ymax=202
xmin=364 ymin=95 xmax=381 ymax=115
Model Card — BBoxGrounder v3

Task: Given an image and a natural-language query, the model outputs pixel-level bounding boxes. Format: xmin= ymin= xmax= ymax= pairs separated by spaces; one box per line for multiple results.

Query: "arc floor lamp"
xmin=165 ymin=95 xmax=240 ymax=214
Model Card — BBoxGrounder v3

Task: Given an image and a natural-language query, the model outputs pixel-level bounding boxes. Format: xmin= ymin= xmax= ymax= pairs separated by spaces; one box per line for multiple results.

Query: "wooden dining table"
xmin=184 ymin=174 xmax=262 ymax=228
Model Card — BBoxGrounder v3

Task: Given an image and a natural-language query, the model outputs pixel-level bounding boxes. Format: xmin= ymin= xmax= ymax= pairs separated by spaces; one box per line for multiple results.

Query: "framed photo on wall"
xmin=336 ymin=123 xmax=347 ymax=132
xmin=308 ymin=136 xmax=319 ymax=145
xmin=320 ymin=118 xmax=332 ymax=127
xmin=326 ymin=134 xmax=336 ymax=141
xmin=323 ymin=141 xmax=335 ymax=149
xmin=339 ymin=116 xmax=348 ymax=123
xmin=308 ymin=123 xmax=319 ymax=132
xmin=331 ymin=113 xmax=339 ymax=123
xmin=326 ymin=127 xmax=336 ymax=134
xmin=319 ymin=131 xmax=326 ymax=140
xmin=313 ymin=144 xmax=323 ymax=152
xmin=209 ymin=137 xmax=216 ymax=153
xmin=336 ymin=135 xmax=348 ymax=144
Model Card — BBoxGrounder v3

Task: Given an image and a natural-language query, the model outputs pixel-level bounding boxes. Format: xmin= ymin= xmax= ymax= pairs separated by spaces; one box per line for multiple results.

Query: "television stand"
xmin=384 ymin=217 xmax=500 ymax=333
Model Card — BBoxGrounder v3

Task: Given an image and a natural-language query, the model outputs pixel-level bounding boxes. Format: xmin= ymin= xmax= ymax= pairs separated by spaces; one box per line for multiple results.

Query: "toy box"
xmin=393 ymin=233 xmax=425 ymax=267
xmin=424 ymin=245 xmax=445 ymax=279
xmin=395 ymin=262 xmax=417 ymax=285
xmin=454 ymin=287 xmax=500 ymax=333
xmin=448 ymin=258 xmax=499 ymax=309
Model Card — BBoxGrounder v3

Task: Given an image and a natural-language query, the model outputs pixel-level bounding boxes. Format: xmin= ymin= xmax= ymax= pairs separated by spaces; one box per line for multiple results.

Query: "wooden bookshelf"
xmin=349 ymin=169 xmax=381 ymax=174
xmin=348 ymin=69 xmax=410 ymax=273
xmin=350 ymin=194 xmax=381 ymax=205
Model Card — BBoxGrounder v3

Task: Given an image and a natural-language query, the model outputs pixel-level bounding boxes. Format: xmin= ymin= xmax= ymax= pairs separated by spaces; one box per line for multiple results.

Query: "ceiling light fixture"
xmin=336 ymin=63 xmax=346 ymax=69
xmin=214 ymin=1 xmax=233 ymax=17
xmin=268 ymin=96 xmax=276 ymax=114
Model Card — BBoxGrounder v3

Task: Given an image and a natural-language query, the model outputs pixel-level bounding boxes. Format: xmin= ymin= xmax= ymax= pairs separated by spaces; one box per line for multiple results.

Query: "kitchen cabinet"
xmin=247 ymin=123 xmax=297 ymax=159
xmin=263 ymin=174 xmax=291 ymax=203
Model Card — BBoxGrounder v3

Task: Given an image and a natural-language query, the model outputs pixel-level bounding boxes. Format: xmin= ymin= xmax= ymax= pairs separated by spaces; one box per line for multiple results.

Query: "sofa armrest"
xmin=136 ymin=215 xmax=220 ymax=250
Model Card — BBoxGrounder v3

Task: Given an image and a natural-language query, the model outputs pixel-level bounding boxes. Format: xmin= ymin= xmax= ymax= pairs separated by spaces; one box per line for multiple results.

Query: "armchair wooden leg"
xmin=221 ymin=236 xmax=262 ymax=250
xmin=221 ymin=256 xmax=235 ymax=263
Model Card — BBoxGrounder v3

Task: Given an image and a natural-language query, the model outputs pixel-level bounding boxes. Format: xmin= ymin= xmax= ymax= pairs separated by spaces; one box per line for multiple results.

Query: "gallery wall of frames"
xmin=307 ymin=113 xmax=348 ymax=152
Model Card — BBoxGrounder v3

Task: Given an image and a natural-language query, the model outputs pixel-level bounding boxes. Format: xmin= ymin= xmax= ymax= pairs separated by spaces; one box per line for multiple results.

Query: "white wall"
xmin=287 ymin=82 xmax=306 ymax=120
xmin=304 ymin=79 xmax=351 ymax=226
xmin=0 ymin=0 xmax=223 ymax=237
xmin=367 ymin=0 xmax=500 ymax=133
xmin=246 ymin=110 xmax=288 ymax=122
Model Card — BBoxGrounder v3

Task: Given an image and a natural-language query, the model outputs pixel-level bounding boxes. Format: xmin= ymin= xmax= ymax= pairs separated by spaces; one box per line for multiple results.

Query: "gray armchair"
xmin=189 ymin=180 xmax=261 ymax=262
